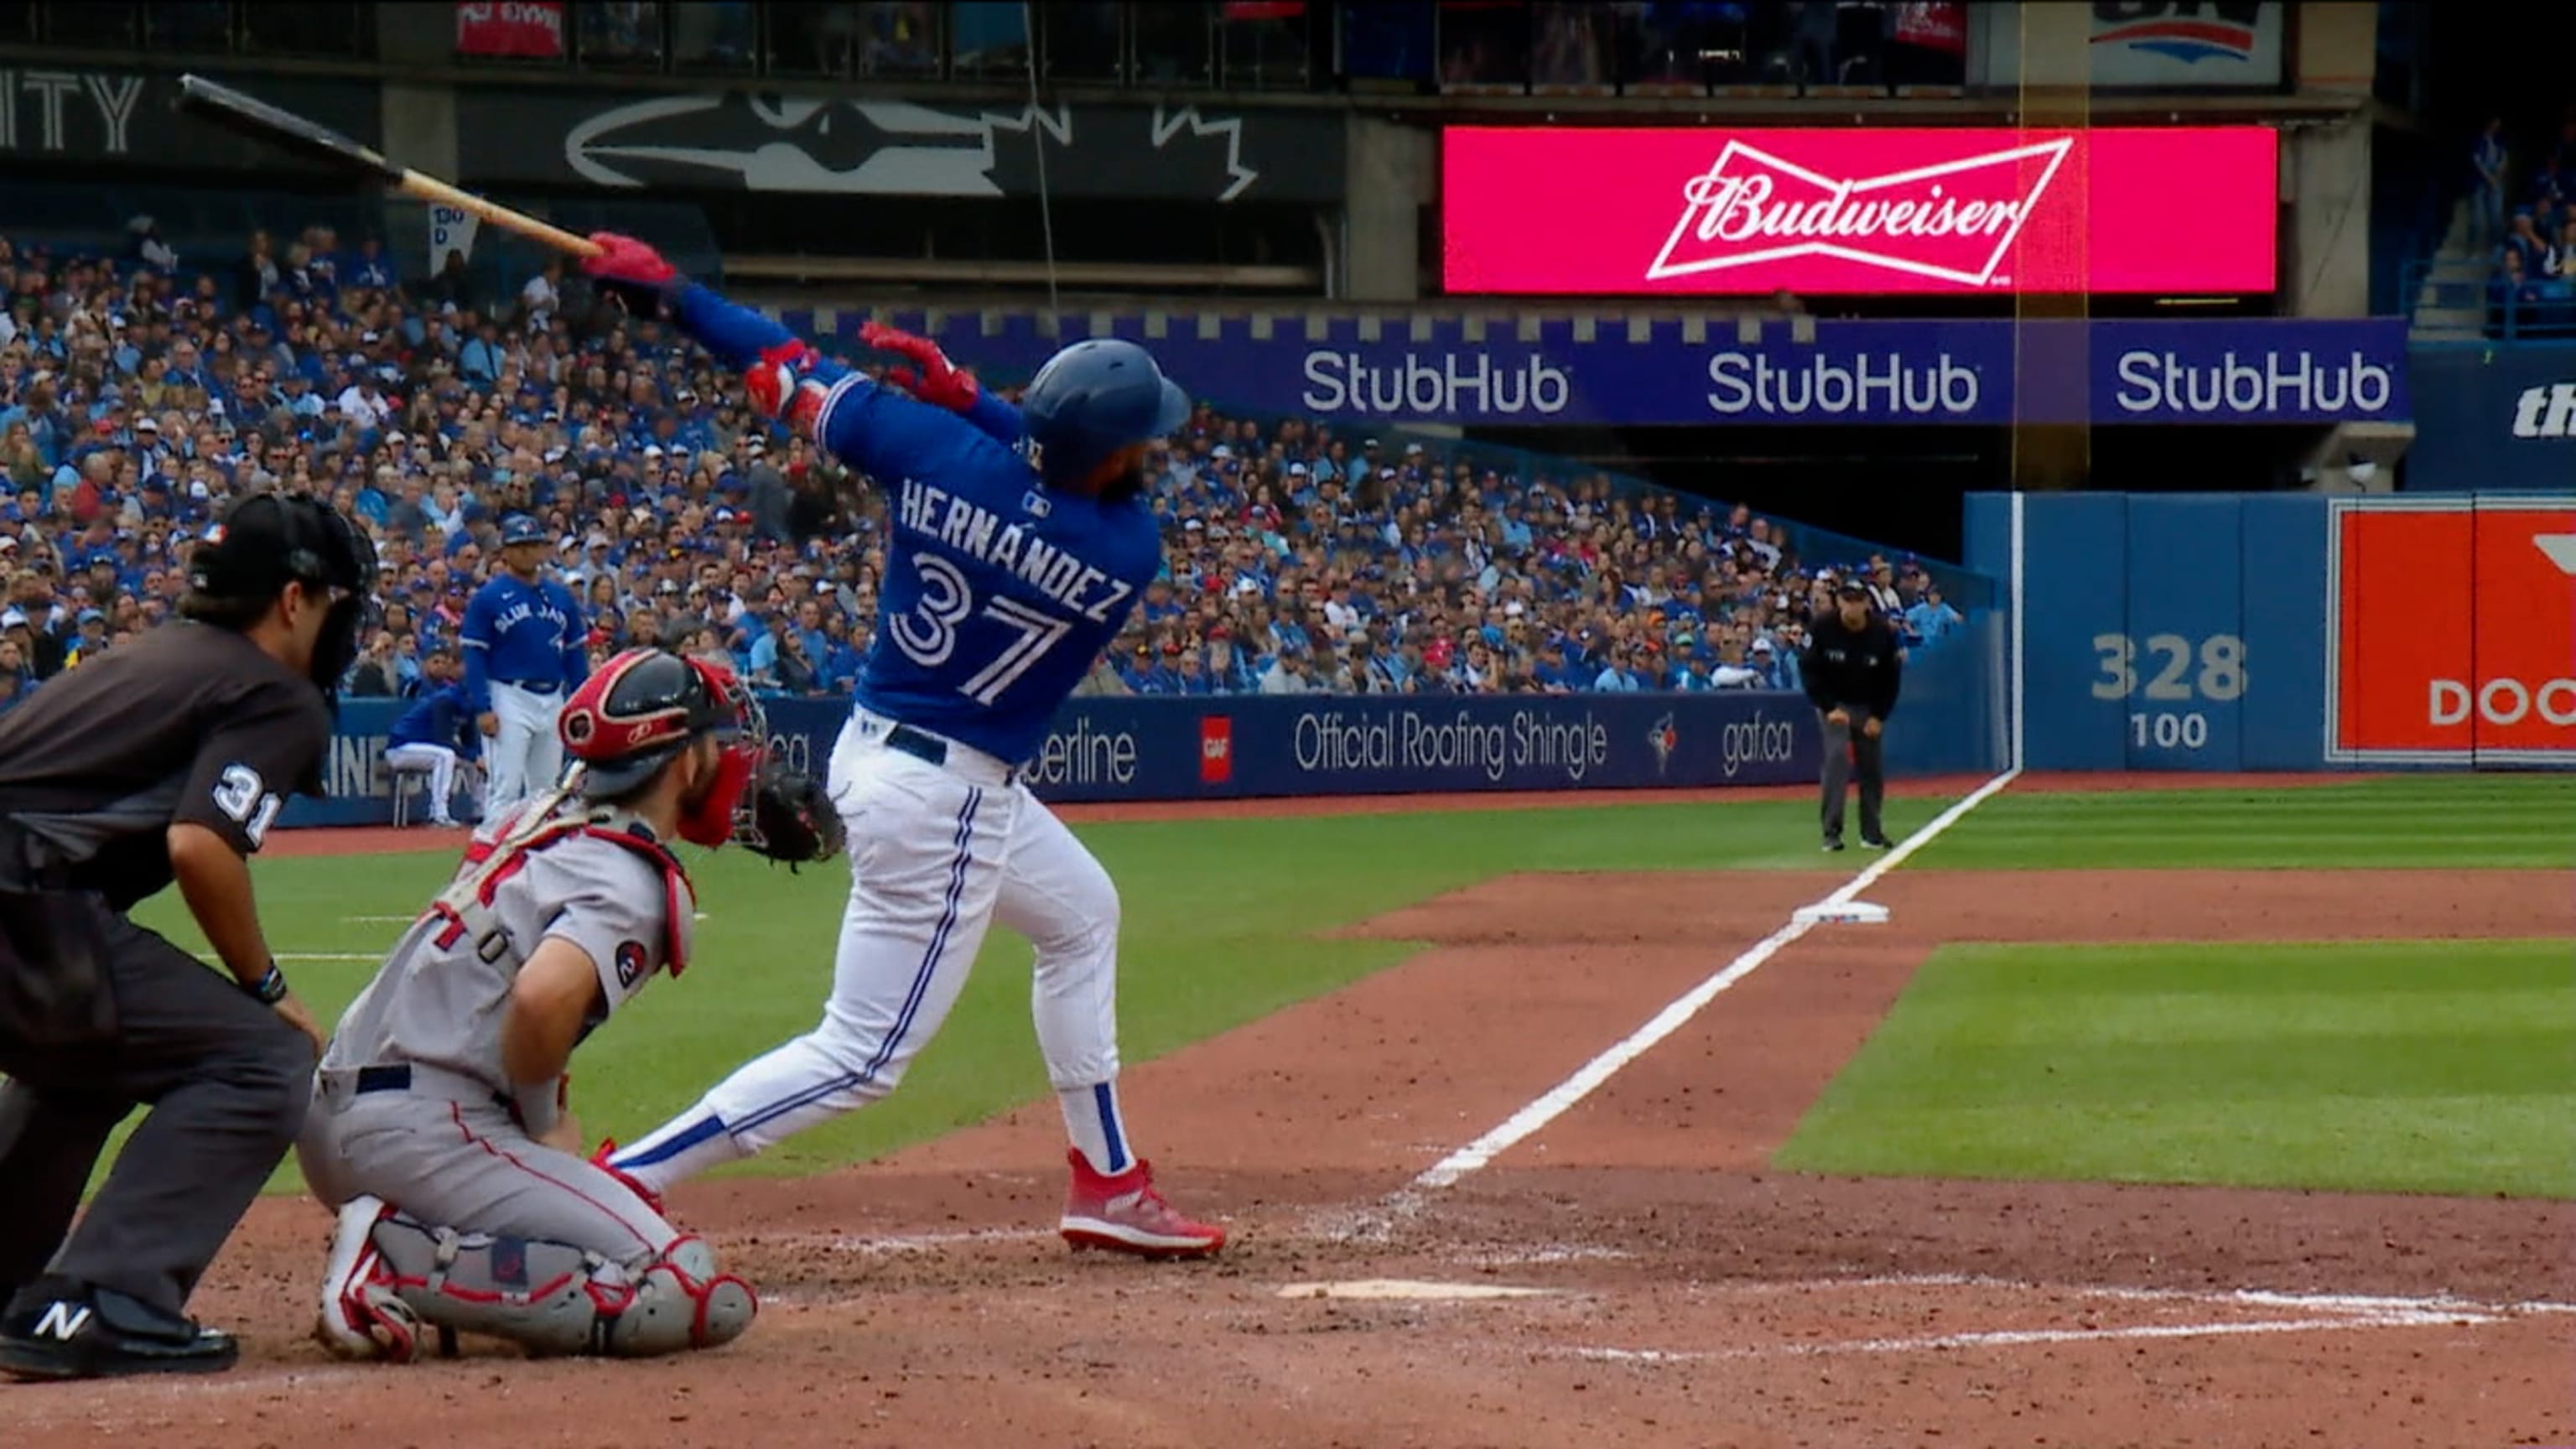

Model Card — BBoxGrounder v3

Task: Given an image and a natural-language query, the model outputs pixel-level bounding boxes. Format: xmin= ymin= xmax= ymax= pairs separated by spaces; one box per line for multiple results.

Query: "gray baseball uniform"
xmin=299 ymin=795 xmax=695 ymax=1265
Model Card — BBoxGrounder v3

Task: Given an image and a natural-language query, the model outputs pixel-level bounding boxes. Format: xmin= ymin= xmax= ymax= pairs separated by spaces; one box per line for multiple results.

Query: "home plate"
xmin=1277 ymin=1280 xmax=1561 ymax=1301
xmin=1793 ymin=901 xmax=1889 ymax=926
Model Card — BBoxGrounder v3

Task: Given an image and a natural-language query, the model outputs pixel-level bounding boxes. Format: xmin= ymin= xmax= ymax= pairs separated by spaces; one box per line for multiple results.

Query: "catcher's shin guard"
xmin=364 ymin=1214 xmax=756 ymax=1358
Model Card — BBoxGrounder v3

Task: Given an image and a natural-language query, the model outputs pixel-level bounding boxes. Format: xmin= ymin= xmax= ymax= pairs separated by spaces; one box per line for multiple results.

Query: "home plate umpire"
xmin=0 ymin=490 xmax=376 ymax=1380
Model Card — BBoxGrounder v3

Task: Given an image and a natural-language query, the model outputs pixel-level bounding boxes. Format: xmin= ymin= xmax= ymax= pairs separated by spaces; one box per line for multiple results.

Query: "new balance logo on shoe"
xmin=32 ymin=1303 xmax=91 ymax=1342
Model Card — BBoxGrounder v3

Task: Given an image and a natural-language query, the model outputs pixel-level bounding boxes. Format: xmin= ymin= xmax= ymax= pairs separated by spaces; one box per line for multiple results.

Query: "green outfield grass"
xmin=1910 ymin=773 xmax=2576 ymax=870
xmin=67 ymin=771 xmax=2575 ymax=1198
xmin=1774 ymin=939 xmax=2576 ymax=1198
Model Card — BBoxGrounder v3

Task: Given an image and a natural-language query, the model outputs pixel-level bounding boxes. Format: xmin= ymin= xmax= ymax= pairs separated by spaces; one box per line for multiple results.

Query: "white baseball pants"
xmin=611 ymin=709 xmax=1133 ymax=1190
xmin=383 ymin=743 xmax=462 ymax=824
xmin=485 ymin=681 xmax=565 ymax=818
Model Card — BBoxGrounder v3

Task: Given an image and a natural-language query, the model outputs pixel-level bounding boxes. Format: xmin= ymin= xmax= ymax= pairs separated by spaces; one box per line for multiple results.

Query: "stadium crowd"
xmin=0 ymin=220 xmax=1967 ymax=718
xmin=2476 ymin=105 xmax=2576 ymax=333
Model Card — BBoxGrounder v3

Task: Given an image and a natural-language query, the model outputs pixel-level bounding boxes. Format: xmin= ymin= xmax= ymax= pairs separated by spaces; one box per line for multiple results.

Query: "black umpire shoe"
xmin=1861 ymin=834 xmax=1894 ymax=849
xmin=1822 ymin=837 xmax=1846 ymax=853
xmin=0 ymin=1283 xmax=239 ymax=1380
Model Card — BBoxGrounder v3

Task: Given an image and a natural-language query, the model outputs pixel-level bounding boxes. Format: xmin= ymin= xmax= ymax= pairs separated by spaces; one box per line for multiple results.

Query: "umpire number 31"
xmin=2090 ymin=633 xmax=2246 ymax=703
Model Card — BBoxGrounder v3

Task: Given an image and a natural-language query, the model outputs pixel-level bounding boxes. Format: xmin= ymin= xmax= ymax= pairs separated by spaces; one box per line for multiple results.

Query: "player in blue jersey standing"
xmin=582 ymin=234 xmax=1223 ymax=1257
xmin=461 ymin=515 xmax=589 ymax=821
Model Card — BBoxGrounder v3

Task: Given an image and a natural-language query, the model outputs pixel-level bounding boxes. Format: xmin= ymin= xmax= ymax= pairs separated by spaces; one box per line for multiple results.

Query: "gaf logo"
xmin=2092 ymin=2 xmax=2265 ymax=65
xmin=1198 ymin=714 xmax=1233 ymax=786
xmin=1651 ymin=138 xmax=2071 ymax=288
xmin=2329 ymin=501 xmax=2576 ymax=764
xmin=2511 ymin=382 xmax=2576 ymax=439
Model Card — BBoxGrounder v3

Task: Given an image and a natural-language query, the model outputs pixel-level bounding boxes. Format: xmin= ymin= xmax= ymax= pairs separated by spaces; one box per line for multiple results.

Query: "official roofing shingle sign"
xmin=1441 ymin=127 xmax=2279 ymax=297
xmin=797 ymin=310 xmax=2407 ymax=428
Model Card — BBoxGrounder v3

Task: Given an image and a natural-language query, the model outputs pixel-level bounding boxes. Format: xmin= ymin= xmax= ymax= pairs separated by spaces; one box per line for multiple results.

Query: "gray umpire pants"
xmin=0 ymin=894 xmax=314 ymax=1317
xmin=1819 ymin=714 xmax=1887 ymax=844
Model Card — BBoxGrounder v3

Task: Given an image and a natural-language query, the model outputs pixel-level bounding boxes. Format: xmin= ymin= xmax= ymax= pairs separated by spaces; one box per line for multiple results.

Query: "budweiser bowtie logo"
xmin=1649 ymin=138 xmax=2075 ymax=287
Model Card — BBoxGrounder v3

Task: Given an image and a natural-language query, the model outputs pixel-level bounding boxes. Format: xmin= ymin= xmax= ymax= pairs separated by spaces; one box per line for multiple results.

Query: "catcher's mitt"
xmin=734 ymin=761 xmax=844 ymax=870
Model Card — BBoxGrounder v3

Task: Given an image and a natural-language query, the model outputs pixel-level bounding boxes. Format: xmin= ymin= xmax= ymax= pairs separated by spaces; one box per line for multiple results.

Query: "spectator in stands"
xmin=2492 ymin=247 xmax=2546 ymax=329
xmin=2474 ymin=116 xmax=2511 ymax=250
xmin=127 ymin=216 xmax=177 ymax=274
xmin=1904 ymin=584 xmax=1962 ymax=645
xmin=2506 ymin=209 xmax=2552 ymax=276
xmin=423 ymin=249 xmax=475 ymax=313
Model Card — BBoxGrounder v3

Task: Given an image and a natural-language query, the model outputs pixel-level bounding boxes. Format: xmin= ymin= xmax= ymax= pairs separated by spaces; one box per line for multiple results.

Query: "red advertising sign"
xmin=456 ymin=1 xmax=565 ymax=59
xmin=1199 ymin=715 xmax=1234 ymax=784
xmin=2328 ymin=500 xmax=2576 ymax=763
xmin=1441 ymin=127 xmax=2278 ymax=295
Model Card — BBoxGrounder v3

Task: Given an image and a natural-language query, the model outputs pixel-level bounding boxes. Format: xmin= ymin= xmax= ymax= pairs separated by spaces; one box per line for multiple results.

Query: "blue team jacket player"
xmin=584 ymin=233 xmax=1228 ymax=1259
xmin=461 ymin=514 xmax=588 ymax=818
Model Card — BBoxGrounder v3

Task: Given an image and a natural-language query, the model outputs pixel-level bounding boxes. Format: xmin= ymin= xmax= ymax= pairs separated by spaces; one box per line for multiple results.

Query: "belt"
xmin=494 ymin=678 xmax=563 ymax=694
xmin=330 ymin=1062 xmax=518 ymax=1117
xmin=854 ymin=710 xmax=1017 ymax=787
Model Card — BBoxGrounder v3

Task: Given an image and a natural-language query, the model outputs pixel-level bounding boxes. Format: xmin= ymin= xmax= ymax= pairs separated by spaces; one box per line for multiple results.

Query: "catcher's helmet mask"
xmin=558 ymin=649 xmax=767 ymax=847
xmin=183 ymin=490 xmax=381 ymax=706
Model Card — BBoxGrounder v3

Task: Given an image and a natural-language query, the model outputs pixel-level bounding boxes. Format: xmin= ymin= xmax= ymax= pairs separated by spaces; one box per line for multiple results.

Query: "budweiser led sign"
xmin=1442 ymin=127 xmax=2278 ymax=296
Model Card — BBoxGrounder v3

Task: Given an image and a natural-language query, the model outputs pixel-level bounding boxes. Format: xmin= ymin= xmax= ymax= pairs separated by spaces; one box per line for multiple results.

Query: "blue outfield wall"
xmin=1967 ymin=491 xmax=2337 ymax=772
xmin=281 ymin=633 xmax=2002 ymax=827
xmin=1965 ymin=491 xmax=2574 ymax=771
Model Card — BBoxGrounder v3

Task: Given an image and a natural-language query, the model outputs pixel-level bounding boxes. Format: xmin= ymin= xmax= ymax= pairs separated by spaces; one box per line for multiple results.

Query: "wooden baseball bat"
xmin=176 ymin=74 xmax=602 ymax=260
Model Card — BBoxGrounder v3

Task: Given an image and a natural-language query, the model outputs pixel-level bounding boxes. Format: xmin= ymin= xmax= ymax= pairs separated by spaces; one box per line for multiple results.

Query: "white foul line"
xmin=1405 ymin=766 xmax=2023 ymax=1193
xmin=1563 ymin=1311 xmax=2482 ymax=1364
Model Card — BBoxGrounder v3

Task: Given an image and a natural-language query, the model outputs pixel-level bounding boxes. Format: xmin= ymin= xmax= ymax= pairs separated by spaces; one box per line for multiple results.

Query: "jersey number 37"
xmin=889 ymin=556 xmax=1073 ymax=705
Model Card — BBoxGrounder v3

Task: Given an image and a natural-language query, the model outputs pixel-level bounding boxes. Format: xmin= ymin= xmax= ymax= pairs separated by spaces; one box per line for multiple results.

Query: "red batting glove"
xmin=744 ymin=339 xmax=829 ymax=438
xmin=581 ymin=231 xmax=683 ymax=315
xmin=860 ymin=319 xmax=979 ymax=413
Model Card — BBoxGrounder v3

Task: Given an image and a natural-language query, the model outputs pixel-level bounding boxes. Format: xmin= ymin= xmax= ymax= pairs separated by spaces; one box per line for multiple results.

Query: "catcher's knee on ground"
xmin=366 ymin=1212 xmax=756 ymax=1358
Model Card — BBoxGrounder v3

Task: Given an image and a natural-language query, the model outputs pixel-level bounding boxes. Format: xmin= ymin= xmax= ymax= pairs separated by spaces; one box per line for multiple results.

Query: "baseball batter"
xmin=462 ymin=514 xmax=588 ymax=818
xmin=298 ymin=648 xmax=837 ymax=1360
xmin=582 ymin=234 xmax=1223 ymax=1257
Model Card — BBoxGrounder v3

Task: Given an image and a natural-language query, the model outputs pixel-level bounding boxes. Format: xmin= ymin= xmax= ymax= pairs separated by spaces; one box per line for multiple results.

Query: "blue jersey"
xmin=391 ymin=683 xmax=482 ymax=761
xmin=460 ymin=573 xmax=588 ymax=712
xmin=671 ymin=288 xmax=1160 ymax=764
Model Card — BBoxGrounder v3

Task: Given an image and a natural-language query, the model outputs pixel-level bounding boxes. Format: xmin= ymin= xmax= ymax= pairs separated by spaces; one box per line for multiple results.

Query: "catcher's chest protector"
xmin=426 ymin=793 xmax=699 ymax=976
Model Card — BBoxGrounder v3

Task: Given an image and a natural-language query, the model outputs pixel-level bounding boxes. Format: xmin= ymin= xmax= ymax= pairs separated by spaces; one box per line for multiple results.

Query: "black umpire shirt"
xmin=1800 ymin=613 xmax=1904 ymax=724
xmin=0 ymin=623 xmax=330 ymax=911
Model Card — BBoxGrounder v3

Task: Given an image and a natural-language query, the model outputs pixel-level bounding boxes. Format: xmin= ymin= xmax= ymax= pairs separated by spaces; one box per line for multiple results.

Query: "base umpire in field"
xmin=1802 ymin=579 xmax=1904 ymax=853
xmin=0 ymin=491 xmax=376 ymax=1380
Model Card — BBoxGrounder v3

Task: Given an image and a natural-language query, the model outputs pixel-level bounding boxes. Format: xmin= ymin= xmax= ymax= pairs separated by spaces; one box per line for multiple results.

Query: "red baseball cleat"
xmin=1057 ymin=1149 xmax=1226 ymax=1259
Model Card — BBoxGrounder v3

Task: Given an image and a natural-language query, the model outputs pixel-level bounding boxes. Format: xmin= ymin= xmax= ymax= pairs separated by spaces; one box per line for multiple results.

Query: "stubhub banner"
xmin=785 ymin=309 xmax=2409 ymax=428
xmin=278 ymin=692 xmax=1824 ymax=826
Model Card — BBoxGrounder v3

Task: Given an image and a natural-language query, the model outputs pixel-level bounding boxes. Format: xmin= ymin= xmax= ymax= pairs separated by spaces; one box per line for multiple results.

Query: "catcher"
xmin=295 ymin=647 xmax=840 ymax=1361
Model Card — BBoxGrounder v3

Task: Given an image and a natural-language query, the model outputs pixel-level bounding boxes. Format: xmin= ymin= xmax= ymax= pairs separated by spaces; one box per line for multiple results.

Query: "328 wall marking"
xmin=2090 ymin=632 xmax=2247 ymax=752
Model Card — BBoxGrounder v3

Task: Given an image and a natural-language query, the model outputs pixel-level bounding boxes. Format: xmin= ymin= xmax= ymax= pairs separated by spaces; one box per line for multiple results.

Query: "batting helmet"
xmin=1019 ymin=339 xmax=1190 ymax=489
xmin=559 ymin=648 xmax=762 ymax=802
